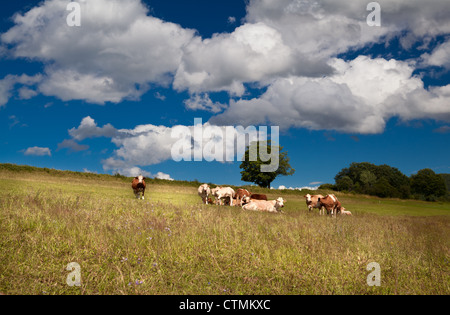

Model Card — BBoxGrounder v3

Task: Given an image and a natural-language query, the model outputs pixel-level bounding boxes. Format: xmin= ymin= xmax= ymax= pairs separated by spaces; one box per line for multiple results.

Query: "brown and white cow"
xmin=242 ymin=197 xmax=285 ymax=213
xmin=318 ymin=194 xmax=343 ymax=215
xmin=132 ymin=175 xmax=146 ymax=200
xmin=235 ymin=188 xmax=251 ymax=206
xmin=198 ymin=184 xmax=212 ymax=204
xmin=304 ymin=194 xmax=325 ymax=215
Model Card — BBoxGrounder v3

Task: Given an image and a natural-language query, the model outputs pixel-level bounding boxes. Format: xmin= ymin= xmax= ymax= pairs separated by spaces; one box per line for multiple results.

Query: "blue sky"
xmin=0 ymin=0 xmax=449 ymax=189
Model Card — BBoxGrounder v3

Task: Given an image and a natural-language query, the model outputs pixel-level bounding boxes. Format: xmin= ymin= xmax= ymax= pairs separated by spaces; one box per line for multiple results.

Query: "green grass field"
xmin=0 ymin=168 xmax=449 ymax=295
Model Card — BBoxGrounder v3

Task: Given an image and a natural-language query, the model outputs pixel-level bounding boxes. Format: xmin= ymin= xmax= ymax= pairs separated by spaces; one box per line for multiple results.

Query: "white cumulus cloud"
xmin=210 ymin=56 xmax=450 ymax=134
xmin=2 ymin=0 xmax=450 ymax=134
xmin=24 ymin=146 xmax=52 ymax=156
xmin=1 ymin=0 xmax=195 ymax=104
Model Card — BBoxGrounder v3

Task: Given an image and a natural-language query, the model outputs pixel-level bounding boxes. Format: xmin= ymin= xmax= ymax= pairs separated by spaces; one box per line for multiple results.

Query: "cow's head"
xmin=135 ymin=175 xmax=145 ymax=183
xmin=200 ymin=184 xmax=210 ymax=193
xmin=241 ymin=196 xmax=251 ymax=205
xmin=276 ymin=197 xmax=285 ymax=209
xmin=304 ymin=194 xmax=311 ymax=202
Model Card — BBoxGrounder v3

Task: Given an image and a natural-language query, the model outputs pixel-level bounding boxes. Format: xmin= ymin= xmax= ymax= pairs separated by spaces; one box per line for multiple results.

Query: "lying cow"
xmin=249 ymin=194 xmax=267 ymax=201
xmin=304 ymin=194 xmax=325 ymax=215
xmin=242 ymin=197 xmax=285 ymax=213
xmin=211 ymin=186 xmax=236 ymax=206
xmin=198 ymin=184 xmax=212 ymax=204
xmin=235 ymin=188 xmax=251 ymax=206
xmin=132 ymin=175 xmax=146 ymax=200
xmin=241 ymin=193 xmax=268 ymax=205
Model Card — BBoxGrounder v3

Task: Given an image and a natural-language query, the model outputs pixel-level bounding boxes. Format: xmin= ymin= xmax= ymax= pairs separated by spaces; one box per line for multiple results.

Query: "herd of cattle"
xmin=131 ymin=176 xmax=352 ymax=215
xmin=197 ymin=183 xmax=352 ymax=215
xmin=198 ymin=184 xmax=286 ymax=213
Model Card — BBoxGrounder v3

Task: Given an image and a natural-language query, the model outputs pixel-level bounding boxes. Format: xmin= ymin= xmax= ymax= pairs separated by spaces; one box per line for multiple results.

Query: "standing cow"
xmin=235 ymin=188 xmax=251 ymax=206
xmin=132 ymin=175 xmax=146 ymax=200
xmin=198 ymin=184 xmax=212 ymax=204
xmin=211 ymin=187 xmax=236 ymax=206
xmin=317 ymin=194 xmax=343 ymax=216
xmin=304 ymin=194 xmax=325 ymax=215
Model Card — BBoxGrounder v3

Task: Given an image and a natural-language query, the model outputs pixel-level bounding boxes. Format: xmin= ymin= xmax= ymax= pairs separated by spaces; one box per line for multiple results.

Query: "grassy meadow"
xmin=0 ymin=166 xmax=449 ymax=295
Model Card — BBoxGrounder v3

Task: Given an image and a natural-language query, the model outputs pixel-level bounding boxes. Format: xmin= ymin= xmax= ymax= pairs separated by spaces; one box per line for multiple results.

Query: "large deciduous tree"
xmin=240 ymin=141 xmax=295 ymax=189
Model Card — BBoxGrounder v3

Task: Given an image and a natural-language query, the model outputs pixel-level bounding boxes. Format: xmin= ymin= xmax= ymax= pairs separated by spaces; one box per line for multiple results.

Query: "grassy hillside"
xmin=0 ymin=165 xmax=449 ymax=295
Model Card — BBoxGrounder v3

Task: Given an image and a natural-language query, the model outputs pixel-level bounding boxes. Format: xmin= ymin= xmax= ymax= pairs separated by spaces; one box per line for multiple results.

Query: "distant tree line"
xmin=319 ymin=162 xmax=449 ymax=201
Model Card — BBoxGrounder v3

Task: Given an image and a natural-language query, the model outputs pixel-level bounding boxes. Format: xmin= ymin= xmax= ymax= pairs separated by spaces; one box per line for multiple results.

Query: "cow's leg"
xmin=230 ymin=196 xmax=233 ymax=206
xmin=141 ymin=190 xmax=145 ymax=200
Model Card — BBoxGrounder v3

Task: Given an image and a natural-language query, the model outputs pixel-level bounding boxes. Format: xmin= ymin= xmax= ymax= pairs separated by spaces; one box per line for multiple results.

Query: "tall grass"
xmin=0 ymin=172 xmax=449 ymax=295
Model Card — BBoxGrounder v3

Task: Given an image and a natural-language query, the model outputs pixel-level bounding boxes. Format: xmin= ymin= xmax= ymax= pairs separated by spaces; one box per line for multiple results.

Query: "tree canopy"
xmin=334 ymin=162 xmax=410 ymax=198
xmin=410 ymin=168 xmax=447 ymax=200
xmin=240 ymin=141 xmax=295 ymax=188
xmin=332 ymin=162 xmax=450 ymax=201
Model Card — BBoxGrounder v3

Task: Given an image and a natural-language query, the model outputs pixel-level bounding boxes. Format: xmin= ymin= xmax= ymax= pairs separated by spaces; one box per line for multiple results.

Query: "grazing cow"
xmin=198 ymin=184 xmax=212 ymax=204
xmin=211 ymin=187 xmax=236 ymax=206
xmin=132 ymin=175 xmax=146 ymax=200
xmin=304 ymin=194 xmax=325 ymax=215
xmin=210 ymin=186 xmax=221 ymax=204
xmin=318 ymin=194 xmax=341 ymax=215
xmin=235 ymin=188 xmax=251 ymax=206
xmin=242 ymin=197 xmax=285 ymax=213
